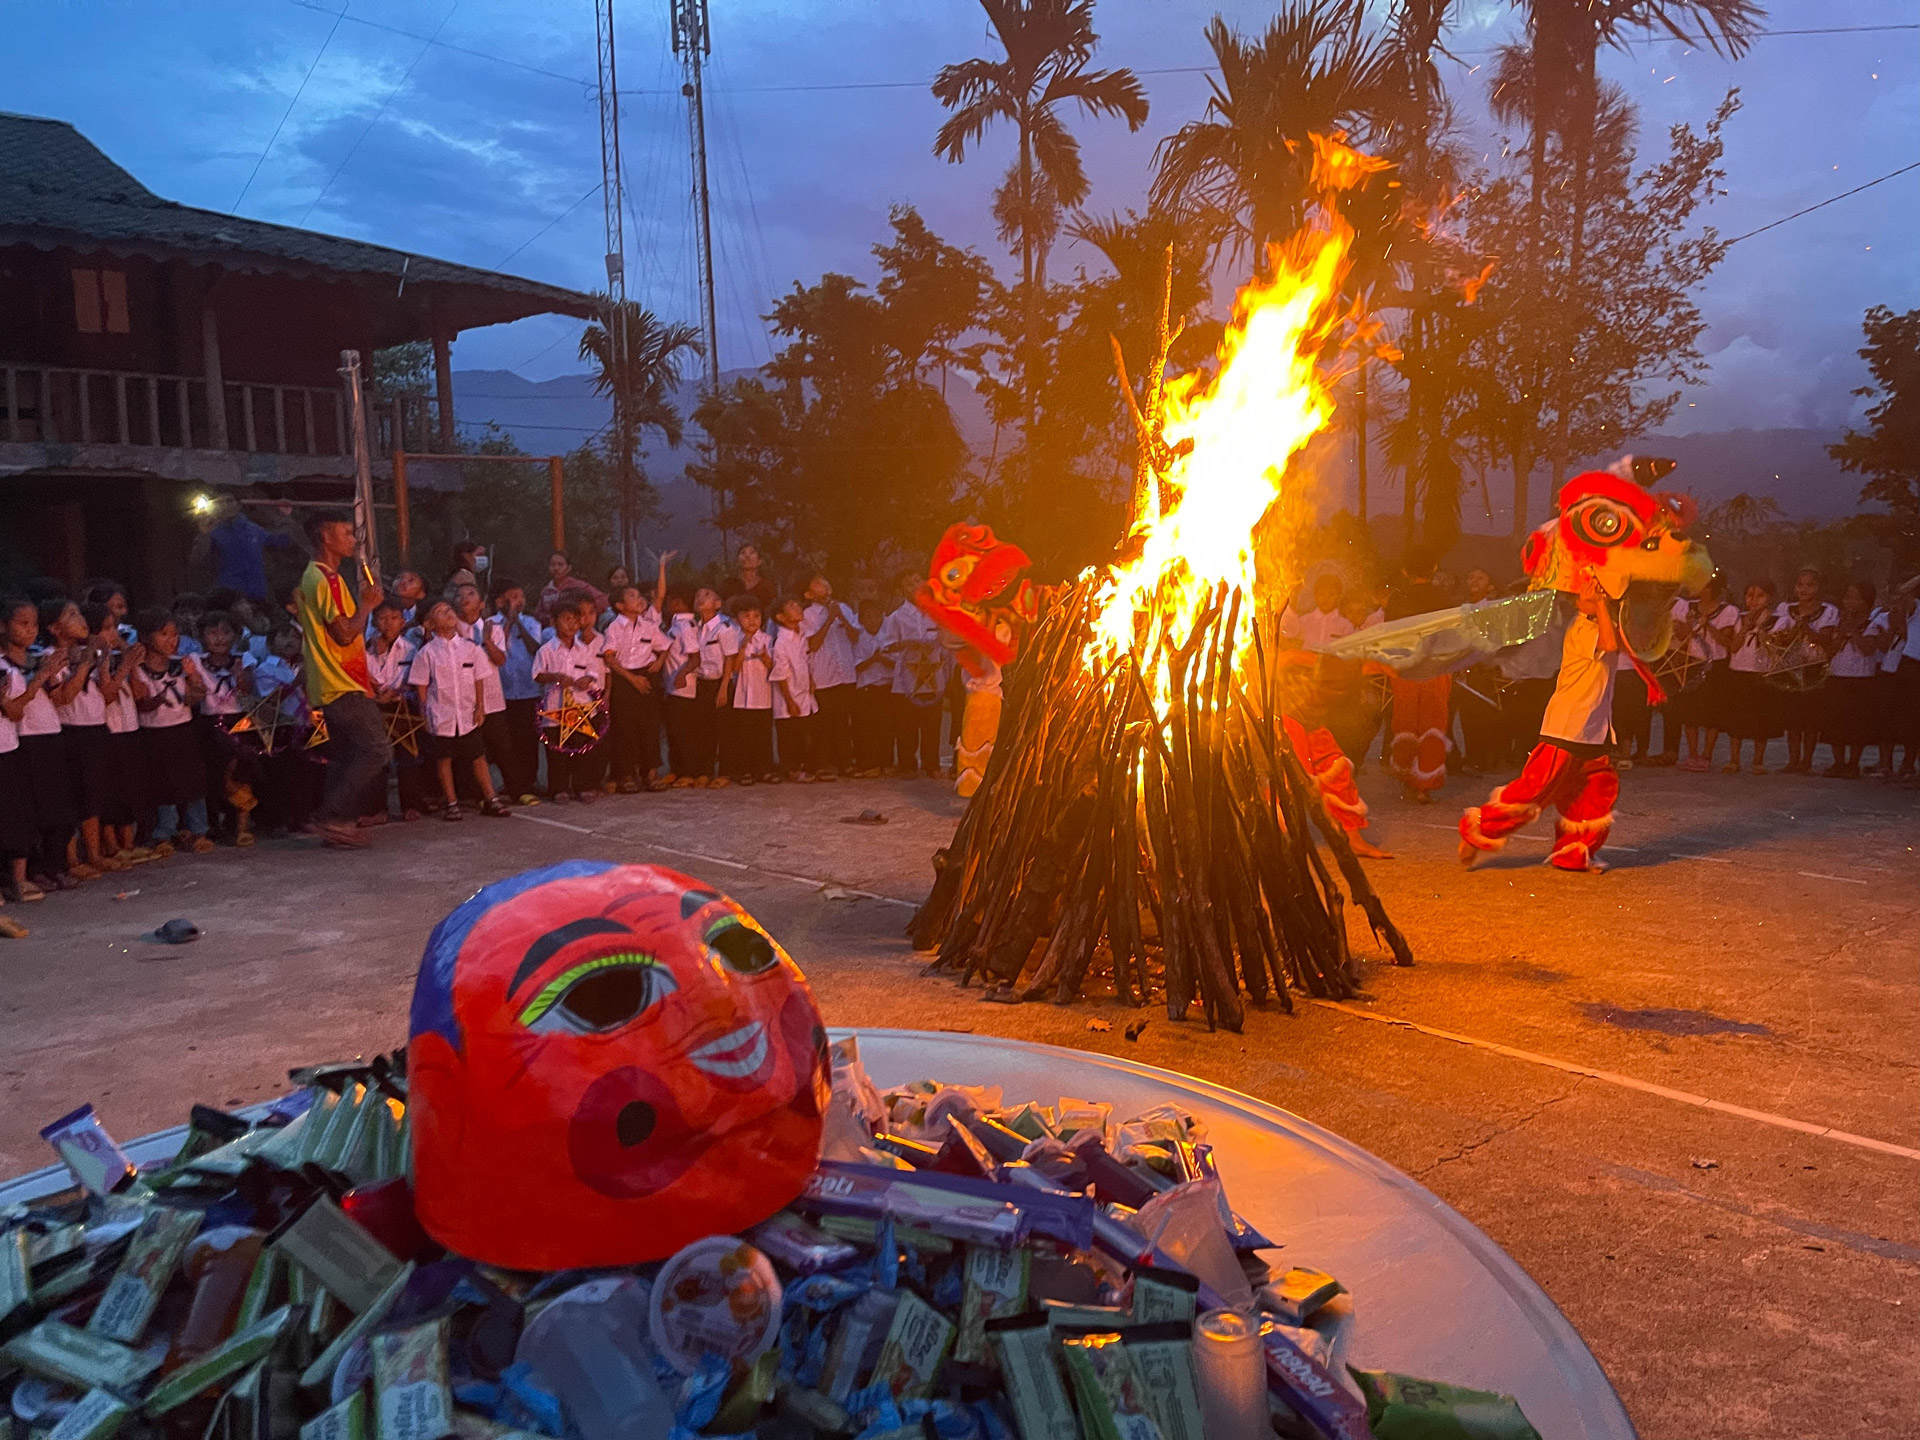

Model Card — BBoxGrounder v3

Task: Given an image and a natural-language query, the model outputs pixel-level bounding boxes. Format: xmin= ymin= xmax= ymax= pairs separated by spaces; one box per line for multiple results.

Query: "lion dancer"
xmin=1459 ymin=575 xmax=1623 ymax=872
xmin=1273 ymin=646 xmax=1392 ymax=859
xmin=1385 ymin=552 xmax=1452 ymax=803
xmin=913 ymin=524 xmax=1041 ymax=798
xmin=1458 ymin=462 xmax=1708 ymax=873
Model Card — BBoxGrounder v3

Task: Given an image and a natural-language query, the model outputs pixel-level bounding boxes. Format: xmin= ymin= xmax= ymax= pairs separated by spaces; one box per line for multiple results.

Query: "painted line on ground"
xmin=1310 ymin=999 xmax=1920 ymax=1161
xmin=1798 ymin=871 xmax=1870 ymax=886
xmin=511 ymin=811 xmax=917 ymax=907
xmin=1670 ymin=853 xmax=1733 ymax=864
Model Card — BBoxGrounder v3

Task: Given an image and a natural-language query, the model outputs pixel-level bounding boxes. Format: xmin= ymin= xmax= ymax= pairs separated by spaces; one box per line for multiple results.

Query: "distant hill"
xmin=451 ymin=369 xmax=1866 ymax=560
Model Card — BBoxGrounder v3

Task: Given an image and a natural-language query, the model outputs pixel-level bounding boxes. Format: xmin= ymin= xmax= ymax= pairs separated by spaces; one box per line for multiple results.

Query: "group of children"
xmin=0 ymin=555 xmax=961 ymax=934
xmin=1657 ymin=567 xmax=1919 ymax=779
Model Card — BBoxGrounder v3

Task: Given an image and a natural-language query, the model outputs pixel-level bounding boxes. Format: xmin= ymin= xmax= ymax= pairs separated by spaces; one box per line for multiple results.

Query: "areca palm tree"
xmin=932 ymin=0 xmax=1148 ymax=433
xmin=1494 ymin=0 xmax=1763 ymax=535
xmin=578 ymin=301 xmax=703 ymax=563
xmin=1149 ymin=2 xmax=1389 ymax=276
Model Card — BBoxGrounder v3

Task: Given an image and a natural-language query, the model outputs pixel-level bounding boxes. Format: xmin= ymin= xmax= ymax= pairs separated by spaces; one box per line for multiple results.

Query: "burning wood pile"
xmin=911 ymin=138 xmax=1412 ymax=1031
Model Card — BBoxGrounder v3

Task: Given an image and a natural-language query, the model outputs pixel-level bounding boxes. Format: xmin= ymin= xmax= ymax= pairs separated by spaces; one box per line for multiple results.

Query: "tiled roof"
xmin=0 ymin=113 xmax=595 ymax=330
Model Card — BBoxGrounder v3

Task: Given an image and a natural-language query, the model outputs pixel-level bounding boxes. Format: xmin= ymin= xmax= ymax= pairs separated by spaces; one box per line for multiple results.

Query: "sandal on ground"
xmin=1750 ymin=763 xmax=1768 ymax=775
xmin=190 ymin=836 xmax=217 ymax=854
xmin=618 ymin=780 xmax=642 ymax=794
xmin=443 ymin=803 xmax=465 ymax=822
xmin=69 ymin=863 xmax=101 ymax=881
xmin=317 ymin=821 xmax=371 ymax=849
xmin=575 ymin=790 xmax=597 ymax=805
xmin=737 ymin=775 xmax=755 ymax=786
xmin=0 ymin=914 xmax=28 ymax=939
xmin=1720 ymin=762 xmax=1740 ymax=774
xmin=481 ymin=798 xmax=511 ymax=818
xmin=236 ymin=831 xmax=256 ymax=847
xmin=551 ymin=791 xmax=572 ymax=804
xmin=647 ymin=776 xmax=674 ymax=791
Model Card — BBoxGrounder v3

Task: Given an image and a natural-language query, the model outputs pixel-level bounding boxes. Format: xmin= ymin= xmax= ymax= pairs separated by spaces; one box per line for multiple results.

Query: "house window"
xmin=71 ymin=268 xmax=130 ymax=334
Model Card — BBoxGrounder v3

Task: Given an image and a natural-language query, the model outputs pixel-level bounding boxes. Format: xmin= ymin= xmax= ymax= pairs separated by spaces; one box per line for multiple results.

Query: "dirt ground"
xmin=1 ymin=757 xmax=1914 ymax=1439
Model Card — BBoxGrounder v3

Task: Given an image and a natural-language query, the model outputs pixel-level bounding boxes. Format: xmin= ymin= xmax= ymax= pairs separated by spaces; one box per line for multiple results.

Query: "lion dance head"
xmin=1522 ymin=460 xmax=1712 ymax=669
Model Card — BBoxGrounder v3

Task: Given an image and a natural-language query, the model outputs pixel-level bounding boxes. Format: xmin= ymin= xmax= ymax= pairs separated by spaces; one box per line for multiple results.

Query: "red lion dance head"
xmin=407 ymin=861 xmax=828 ymax=1270
xmin=913 ymin=522 xmax=1041 ymax=675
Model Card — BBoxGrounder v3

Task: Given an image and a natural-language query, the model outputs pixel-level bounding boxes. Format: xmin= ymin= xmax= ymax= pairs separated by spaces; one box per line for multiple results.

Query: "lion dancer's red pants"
xmin=1459 ymin=742 xmax=1619 ymax=871
xmin=1282 ymin=715 xmax=1367 ymax=833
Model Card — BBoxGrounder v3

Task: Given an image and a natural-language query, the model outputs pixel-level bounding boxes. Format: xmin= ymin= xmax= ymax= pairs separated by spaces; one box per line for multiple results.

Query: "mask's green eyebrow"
xmin=517 ymin=952 xmax=664 ymax=1028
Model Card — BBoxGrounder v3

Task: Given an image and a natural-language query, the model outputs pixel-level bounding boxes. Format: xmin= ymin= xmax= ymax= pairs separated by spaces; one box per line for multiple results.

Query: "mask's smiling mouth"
xmin=689 ymin=1022 xmax=768 ymax=1080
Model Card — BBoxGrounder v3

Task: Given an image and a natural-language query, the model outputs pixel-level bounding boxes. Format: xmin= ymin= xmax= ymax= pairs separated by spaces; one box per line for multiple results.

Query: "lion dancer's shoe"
xmin=1459 ymin=742 xmax=1618 ymax=872
xmin=954 ymin=667 xmax=1003 ymax=799
xmin=1282 ymin=715 xmax=1393 ymax=859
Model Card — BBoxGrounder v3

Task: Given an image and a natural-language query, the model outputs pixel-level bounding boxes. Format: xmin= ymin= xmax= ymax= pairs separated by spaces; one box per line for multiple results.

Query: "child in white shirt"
xmin=851 ymin=598 xmax=892 ymax=775
xmin=661 ymin=594 xmax=699 ymax=785
xmin=725 ymin=598 xmax=776 ymax=783
xmin=131 ymin=608 xmax=213 ymax=855
xmin=602 ymin=583 xmax=668 ymax=792
xmin=769 ymin=596 xmax=819 ymax=782
xmin=408 ymin=601 xmax=507 ymax=820
xmin=191 ymin=610 xmax=258 ymax=847
xmin=532 ymin=602 xmax=608 ymax=803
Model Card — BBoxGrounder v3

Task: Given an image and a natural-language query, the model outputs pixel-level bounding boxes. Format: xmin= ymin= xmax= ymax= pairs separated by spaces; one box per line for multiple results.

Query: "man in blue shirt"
xmin=191 ymin=496 xmax=297 ymax=601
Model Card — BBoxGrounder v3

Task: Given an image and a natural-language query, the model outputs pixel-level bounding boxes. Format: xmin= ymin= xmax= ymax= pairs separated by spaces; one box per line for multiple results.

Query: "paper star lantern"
xmin=383 ymin=702 xmax=425 ymax=759
xmin=539 ymin=695 xmax=605 ymax=755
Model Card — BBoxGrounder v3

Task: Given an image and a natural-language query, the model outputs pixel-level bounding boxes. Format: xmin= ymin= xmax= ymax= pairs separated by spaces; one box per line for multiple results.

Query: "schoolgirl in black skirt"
xmin=0 ymin=600 xmax=48 ymax=916
xmin=1723 ymin=581 xmax=1781 ymax=774
xmin=1821 ymin=583 xmax=1886 ymax=778
xmin=7 ymin=600 xmax=78 ymax=889
xmin=46 ymin=599 xmax=118 ymax=876
xmin=130 ymin=607 xmax=214 ymax=855
xmin=89 ymin=604 xmax=146 ymax=861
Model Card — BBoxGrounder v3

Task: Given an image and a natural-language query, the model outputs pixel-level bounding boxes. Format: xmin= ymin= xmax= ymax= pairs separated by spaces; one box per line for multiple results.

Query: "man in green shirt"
xmin=296 ymin=510 xmax=391 ymax=848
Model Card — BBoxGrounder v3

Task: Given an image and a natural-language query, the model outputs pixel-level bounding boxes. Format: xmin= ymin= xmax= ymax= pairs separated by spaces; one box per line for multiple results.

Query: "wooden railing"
xmin=1 ymin=365 xmax=351 ymax=458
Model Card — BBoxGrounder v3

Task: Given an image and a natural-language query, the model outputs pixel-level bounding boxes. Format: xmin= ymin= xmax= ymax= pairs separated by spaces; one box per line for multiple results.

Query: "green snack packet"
xmin=1127 ymin=1267 xmax=1198 ymax=1326
xmin=371 ymin=1316 xmax=454 ymax=1440
xmin=870 ymin=1290 xmax=955 ymax=1401
xmin=1057 ymin=1334 xmax=1161 ymax=1440
xmin=88 ymin=1205 xmax=203 ymax=1343
xmin=956 ymin=1245 xmax=1030 ymax=1364
xmin=1349 ymin=1369 xmax=1544 ymax=1440
xmin=986 ymin=1316 xmax=1079 ymax=1440
xmin=2 ymin=1320 xmax=161 ymax=1394
xmin=144 ymin=1305 xmax=295 ymax=1416
xmin=1118 ymin=1324 xmax=1203 ymax=1440
xmin=45 ymin=1391 xmax=131 ymax=1440
xmin=301 ymin=1391 xmax=369 ymax=1440
xmin=1 ymin=1227 xmax=32 ymax=1328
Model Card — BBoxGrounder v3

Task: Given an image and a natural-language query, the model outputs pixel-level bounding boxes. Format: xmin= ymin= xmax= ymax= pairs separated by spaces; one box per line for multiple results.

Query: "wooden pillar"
xmin=433 ymin=330 xmax=456 ymax=449
xmin=200 ymin=300 xmax=228 ymax=449
xmin=393 ymin=450 xmax=412 ymax=566
xmin=548 ymin=454 xmax=565 ymax=553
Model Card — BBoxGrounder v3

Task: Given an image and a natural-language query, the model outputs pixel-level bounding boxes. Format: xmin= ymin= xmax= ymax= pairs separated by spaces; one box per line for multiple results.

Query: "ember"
xmin=911 ymin=139 xmax=1411 ymax=1031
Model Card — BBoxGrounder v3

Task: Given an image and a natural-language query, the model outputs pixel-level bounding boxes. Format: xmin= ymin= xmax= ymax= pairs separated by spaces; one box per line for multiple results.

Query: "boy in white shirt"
xmin=851 ymin=598 xmax=892 ymax=775
xmin=454 ymin=583 xmax=511 ymax=803
xmin=660 ymin=593 xmax=699 ymax=786
xmin=769 ymin=596 xmax=819 ymax=782
xmin=801 ymin=575 xmax=859 ymax=777
xmin=532 ymin=601 xmax=609 ymax=804
xmin=408 ymin=601 xmax=507 ymax=820
xmin=602 ymin=583 xmax=668 ymax=792
xmin=876 ymin=583 xmax=948 ymax=778
xmin=685 ymin=585 xmax=739 ymax=787
xmin=190 ymin=610 xmax=259 ymax=847
xmin=725 ymin=598 xmax=776 ymax=783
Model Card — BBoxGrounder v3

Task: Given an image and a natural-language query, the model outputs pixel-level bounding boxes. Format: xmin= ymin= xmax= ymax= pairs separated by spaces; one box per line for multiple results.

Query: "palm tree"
xmin=1494 ymin=0 xmax=1763 ymax=536
xmin=578 ymin=301 xmax=703 ymax=564
xmin=1149 ymin=2 xmax=1388 ymax=276
xmin=932 ymin=0 xmax=1148 ymax=435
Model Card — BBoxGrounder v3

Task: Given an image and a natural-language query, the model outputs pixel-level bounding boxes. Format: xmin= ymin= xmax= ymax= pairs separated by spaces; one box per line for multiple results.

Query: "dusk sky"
xmin=6 ymin=0 xmax=1914 ymax=441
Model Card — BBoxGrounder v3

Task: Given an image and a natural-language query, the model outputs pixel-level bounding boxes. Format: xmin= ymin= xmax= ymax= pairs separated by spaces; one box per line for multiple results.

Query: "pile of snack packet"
xmin=3 ymin=1039 xmax=1541 ymax=1440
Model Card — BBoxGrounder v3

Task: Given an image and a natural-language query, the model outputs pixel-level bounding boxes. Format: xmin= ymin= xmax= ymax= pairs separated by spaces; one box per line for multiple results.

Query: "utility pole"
xmin=670 ymin=0 xmax=725 ymax=552
xmin=595 ymin=0 xmax=636 ymax=571
xmin=670 ymin=0 xmax=720 ymax=399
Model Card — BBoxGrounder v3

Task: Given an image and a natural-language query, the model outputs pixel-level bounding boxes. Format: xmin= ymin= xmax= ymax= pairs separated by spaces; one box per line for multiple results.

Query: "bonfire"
xmin=910 ymin=138 xmax=1411 ymax=1031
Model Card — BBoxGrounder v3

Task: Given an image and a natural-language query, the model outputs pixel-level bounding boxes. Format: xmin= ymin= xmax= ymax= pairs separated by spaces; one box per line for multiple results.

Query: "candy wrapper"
xmin=1349 ymin=1369 xmax=1544 ymax=1440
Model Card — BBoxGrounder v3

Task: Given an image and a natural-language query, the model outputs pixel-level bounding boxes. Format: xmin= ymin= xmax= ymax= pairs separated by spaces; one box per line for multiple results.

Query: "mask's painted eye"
xmin=1568 ymin=499 xmax=1637 ymax=550
xmin=519 ymin=954 xmax=676 ymax=1034
xmin=706 ymin=918 xmax=778 ymax=974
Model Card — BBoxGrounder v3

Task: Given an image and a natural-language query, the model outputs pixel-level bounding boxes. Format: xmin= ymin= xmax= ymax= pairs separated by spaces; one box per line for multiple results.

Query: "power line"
xmin=492 ymin=181 xmax=602 ymax=270
xmin=1723 ymin=161 xmax=1920 ymax=246
xmin=284 ymin=0 xmax=592 ymax=90
xmin=298 ymin=1 xmax=460 ymax=225
xmin=234 ymin=2 xmax=349 ymax=212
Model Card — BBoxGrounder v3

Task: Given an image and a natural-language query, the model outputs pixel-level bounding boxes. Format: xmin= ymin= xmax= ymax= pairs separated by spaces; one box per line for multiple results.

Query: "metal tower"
xmin=594 ymin=0 xmax=637 ymax=569
xmin=670 ymin=0 xmax=720 ymax=399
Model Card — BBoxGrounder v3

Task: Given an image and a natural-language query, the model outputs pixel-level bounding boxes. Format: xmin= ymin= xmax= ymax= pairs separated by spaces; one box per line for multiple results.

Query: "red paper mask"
xmin=407 ymin=862 xmax=829 ymax=1269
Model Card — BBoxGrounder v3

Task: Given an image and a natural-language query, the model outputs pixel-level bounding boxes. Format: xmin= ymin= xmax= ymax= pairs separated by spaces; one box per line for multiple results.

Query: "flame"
xmin=1087 ymin=139 xmax=1365 ymax=683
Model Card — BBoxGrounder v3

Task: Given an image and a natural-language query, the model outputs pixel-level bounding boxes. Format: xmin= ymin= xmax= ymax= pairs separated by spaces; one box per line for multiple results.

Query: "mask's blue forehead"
xmin=408 ymin=860 xmax=621 ymax=1056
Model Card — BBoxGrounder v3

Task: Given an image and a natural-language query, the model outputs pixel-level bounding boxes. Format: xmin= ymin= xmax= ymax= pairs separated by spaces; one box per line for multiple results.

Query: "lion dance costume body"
xmin=1459 ymin=466 xmax=1711 ymax=872
xmin=913 ymin=523 xmax=1041 ymax=797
